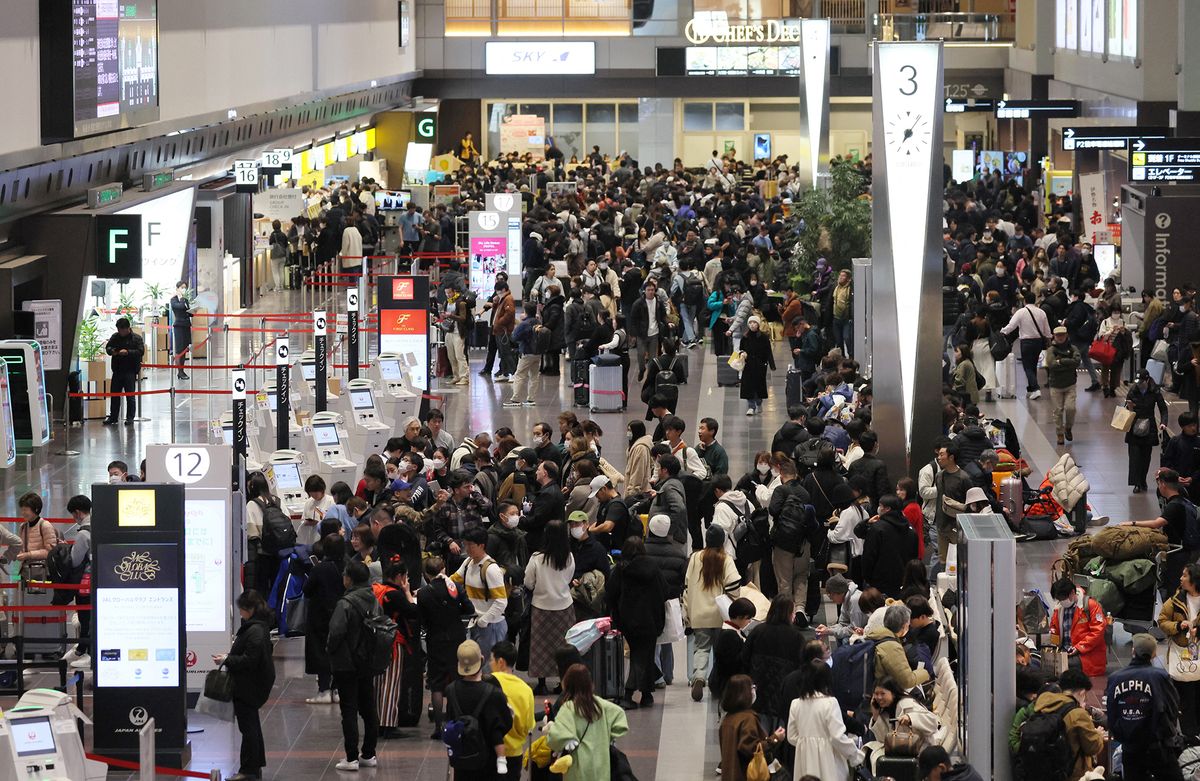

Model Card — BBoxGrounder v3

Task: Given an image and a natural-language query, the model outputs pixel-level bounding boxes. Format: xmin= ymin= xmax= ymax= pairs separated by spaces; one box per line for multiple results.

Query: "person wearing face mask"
xmin=739 ymin=316 xmax=775 ymax=416
xmin=1048 ymin=577 xmax=1108 ymax=682
xmin=568 ymin=511 xmax=611 ymax=582
xmin=1124 ymin=368 xmax=1169 ymax=493
xmin=107 ymin=460 xmax=132 ymax=483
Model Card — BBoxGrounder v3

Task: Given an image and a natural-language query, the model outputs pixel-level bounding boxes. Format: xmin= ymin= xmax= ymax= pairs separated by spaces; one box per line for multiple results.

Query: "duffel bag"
xmin=1087 ymin=577 xmax=1126 ymax=614
xmin=1090 ymin=525 xmax=1169 ymax=563
xmin=1084 ymin=555 xmax=1106 ymax=578
xmin=1020 ymin=515 xmax=1058 ymax=541
xmin=1105 ymin=558 xmax=1157 ymax=595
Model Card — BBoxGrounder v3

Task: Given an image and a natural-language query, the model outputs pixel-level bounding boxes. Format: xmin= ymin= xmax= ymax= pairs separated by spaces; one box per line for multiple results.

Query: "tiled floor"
xmin=0 ymin=286 xmax=1168 ymax=779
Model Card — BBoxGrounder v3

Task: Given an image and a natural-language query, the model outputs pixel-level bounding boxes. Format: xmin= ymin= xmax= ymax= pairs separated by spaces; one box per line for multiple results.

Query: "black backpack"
xmin=443 ymin=685 xmax=492 ymax=769
xmin=771 ymin=494 xmax=820 ymax=555
xmin=350 ymin=595 xmax=399 ymax=675
xmin=732 ymin=505 xmax=771 ymax=568
xmin=576 ymin=304 xmax=598 ymax=341
xmin=684 ymin=275 xmax=706 ymax=308
xmin=257 ymin=498 xmax=298 ymax=554
xmin=47 ymin=533 xmax=88 ymax=584
xmin=1015 ymin=702 xmax=1079 ymax=781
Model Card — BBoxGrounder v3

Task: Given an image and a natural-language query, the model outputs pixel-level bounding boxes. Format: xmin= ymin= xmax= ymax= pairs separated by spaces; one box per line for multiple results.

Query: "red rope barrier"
xmin=67 ymin=389 xmax=171 ymax=398
xmin=0 ymin=581 xmax=89 ymax=591
xmin=0 ymin=517 xmax=81 ymax=525
xmin=86 ymin=753 xmax=212 ymax=779
xmin=0 ymin=604 xmax=91 ymax=611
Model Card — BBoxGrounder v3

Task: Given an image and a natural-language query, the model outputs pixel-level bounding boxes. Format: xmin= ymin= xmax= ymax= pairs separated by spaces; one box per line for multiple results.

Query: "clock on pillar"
xmin=871 ymin=41 xmax=945 ymax=479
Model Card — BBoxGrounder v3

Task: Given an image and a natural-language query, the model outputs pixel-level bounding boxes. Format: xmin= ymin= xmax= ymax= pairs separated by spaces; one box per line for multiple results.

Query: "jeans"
xmin=470 ymin=617 xmax=508 ymax=668
xmin=1019 ymin=338 xmax=1044 ymax=393
xmin=679 ymin=304 xmax=697 ymax=343
xmin=832 ymin=317 xmax=853 ymax=357
xmin=1049 ymin=384 xmax=1077 ymax=437
xmin=445 ymin=331 xmax=468 ymax=382
xmin=772 ymin=544 xmax=811 ymax=612
xmin=109 ymin=371 xmax=137 ymax=421
xmin=690 ymin=628 xmax=718 ymax=685
xmin=509 ymin=355 xmax=541 ymax=402
xmin=334 ymin=672 xmax=379 ymax=762
xmin=234 ymin=699 xmax=266 ymax=775
xmin=270 ymin=256 xmax=286 ymax=291
xmin=656 ymin=642 xmax=674 ymax=684
xmin=1073 ymin=339 xmax=1099 ymax=384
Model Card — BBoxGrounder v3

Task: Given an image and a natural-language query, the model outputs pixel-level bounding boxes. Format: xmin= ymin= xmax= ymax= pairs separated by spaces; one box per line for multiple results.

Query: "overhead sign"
xmin=415 ymin=114 xmax=438 ymax=141
xmin=233 ymin=160 xmax=259 ymax=193
xmin=1063 ymin=126 xmax=1170 ymax=151
xmin=944 ymin=98 xmax=995 ymax=113
xmin=95 ymin=214 xmax=143 ymax=279
xmin=1130 ymin=138 xmax=1200 ymax=183
xmin=995 ymin=99 xmax=1081 ymax=119
xmin=1078 ymin=173 xmax=1108 ymax=244
xmin=257 ymin=188 xmax=305 ymax=223
xmin=485 ymin=42 xmax=596 ymax=75
xmin=684 ymin=13 xmax=801 ymax=45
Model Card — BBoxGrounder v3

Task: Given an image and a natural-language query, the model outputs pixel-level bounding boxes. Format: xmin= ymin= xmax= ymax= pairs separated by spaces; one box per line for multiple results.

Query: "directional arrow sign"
xmin=1129 ymin=137 xmax=1200 ymax=183
xmin=1061 ymin=125 xmax=1169 ymax=152
xmin=995 ymin=99 xmax=1080 ymax=119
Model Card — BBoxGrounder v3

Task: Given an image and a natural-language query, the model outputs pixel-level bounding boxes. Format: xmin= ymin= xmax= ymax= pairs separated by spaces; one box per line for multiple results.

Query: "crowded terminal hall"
xmin=0 ymin=2 xmax=1197 ymax=780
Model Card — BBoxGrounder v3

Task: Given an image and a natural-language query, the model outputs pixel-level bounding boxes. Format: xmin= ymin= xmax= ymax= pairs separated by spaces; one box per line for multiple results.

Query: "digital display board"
xmin=41 ymin=1 xmax=160 ymax=142
xmin=95 ymin=542 xmax=180 ymax=688
xmin=183 ymin=499 xmax=227 ymax=633
xmin=684 ymin=45 xmax=801 ymax=75
xmin=378 ymin=276 xmax=431 ymax=391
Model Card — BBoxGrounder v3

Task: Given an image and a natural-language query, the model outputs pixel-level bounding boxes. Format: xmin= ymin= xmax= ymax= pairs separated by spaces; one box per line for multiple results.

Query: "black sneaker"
xmin=102 ymin=418 xmax=117 ymax=426
xmin=124 ymin=420 xmax=135 ymax=426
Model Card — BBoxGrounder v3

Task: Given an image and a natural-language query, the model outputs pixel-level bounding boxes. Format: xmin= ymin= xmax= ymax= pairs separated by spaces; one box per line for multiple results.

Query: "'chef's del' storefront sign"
xmin=684 ymin=13 xmax=802 ymax=45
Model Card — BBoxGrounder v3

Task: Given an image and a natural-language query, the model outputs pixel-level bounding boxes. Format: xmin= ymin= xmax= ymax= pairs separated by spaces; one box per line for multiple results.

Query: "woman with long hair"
xmin=895 ymin=478 xmax=926 ymax=562
xmin=683 ymin=526 xmax=741 ymax=702
xmin=547 ymin=664 xmax=630 ymax=780
xmin=739 ymin=316 xmax=776 ymax=416
xmin=899 ymin=559 xmax=932 ymax=601
xmin=302 ymin=533 xmax=346 ymax=704
xmin=1159 ymin=562 xmax=1200 ymax=738
xmin=867 ymin=677 xmax=943 ymax=767
xmin=741 ymin=594 xmax=806 ymax=732
xmin=244 ymin=472 xmax=281 ymax=597
xmin=524 ymin=520 xmax=576 ymax=694
xmin=788 ymin=660 xmax=864 ymax=781
xmin=214 ymin=590 xmax=276 ymax=781
xmin=1125 ymin=368 xmax=1169 ymax=493
xmin=719 ymin=674 xmax=785 ymax=781
xmin=607 ymin=537 xmax=668 ymax=709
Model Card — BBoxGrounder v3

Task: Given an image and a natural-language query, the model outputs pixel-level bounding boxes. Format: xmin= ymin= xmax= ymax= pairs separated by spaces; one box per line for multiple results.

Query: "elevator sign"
xmin=1130 ymin=138 xmax=1200 ymax=183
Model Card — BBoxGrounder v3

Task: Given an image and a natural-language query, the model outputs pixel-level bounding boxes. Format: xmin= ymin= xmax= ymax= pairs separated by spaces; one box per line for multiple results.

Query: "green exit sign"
xmin=143 ymin=170 xmax=175 ymax=192
xmin=86 ymin=183 xmax=124 ymax=209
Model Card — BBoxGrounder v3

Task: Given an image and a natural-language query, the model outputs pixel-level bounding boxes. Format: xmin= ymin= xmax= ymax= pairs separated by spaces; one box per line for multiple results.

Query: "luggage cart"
xmin=1071 ymin=544 xmax=1181 ymax=634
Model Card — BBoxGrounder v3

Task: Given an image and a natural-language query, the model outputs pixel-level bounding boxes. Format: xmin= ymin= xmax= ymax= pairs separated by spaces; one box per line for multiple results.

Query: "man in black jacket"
xmin=326 ymin=561 xmax=381 ymax=771
xmin=1063 ymin=288 xmax=1101 ymax=391
xmin=854 ymin=494 xmax=919 ymax=599
xmin=771 ymin=406 xmax=810 ymax=461
xmin=847 ymin=431 xmax=891 ymax=507
xmin=768 ymin=459 xmax=815 ymax=616
xmin=629 ymin=280 xmax=668 ymax=381
xmin=1105 ymin=633 xmax=1184 ymax=780
xmin=104 ymin=317 xmax=145 ymax=425
xmin=521 ymin=461 xmax=564 ymax=553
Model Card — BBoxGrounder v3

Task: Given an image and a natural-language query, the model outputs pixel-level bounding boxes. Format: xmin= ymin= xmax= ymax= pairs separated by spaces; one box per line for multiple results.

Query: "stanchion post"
xmin=314 ymin=310 xmax=328 ymax=413
xmin=347 ymin=286 xmax=360 ymax=381
xmin=169 ymin=386 xmax=176 ymax=443
xmin=276 ymin=333 xmax=290 ymax=452
xmin=206 ymin=324 xmax=215 ymax=423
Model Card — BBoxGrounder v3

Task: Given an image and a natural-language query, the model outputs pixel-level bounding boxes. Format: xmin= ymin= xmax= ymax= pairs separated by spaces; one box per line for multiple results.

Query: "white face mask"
xmin=756 ymin=463 xmax=771 ymax=475
xmin=109 ymin=474 xmax=124 ymax=484
xmin=503 ymin=513 xmax=520 ymax=529
xmin=1059 ymin=598 xmax=1074 ymax=610
xmin=771 ymin=468 xmax=781 ymax=479
xmin=570 ymin=526 xmax=586 ymax=540
xmin=429 ymin=458 xmax=445 ymax=471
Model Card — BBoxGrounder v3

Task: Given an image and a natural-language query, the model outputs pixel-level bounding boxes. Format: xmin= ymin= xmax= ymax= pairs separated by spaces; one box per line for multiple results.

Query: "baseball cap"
xmin=516 ymin=448 xmax=539 ymax=465
xmin=390 ymin=479 xmax=412 ymax=492
xmin=587 ymin=475 xmax=612 ymax=499
xmin=1052 ymin=326 xmax=1068 ymax=335
xmin=567 ymin=510 xmax=590 ymax=524
xmin=1131 ymin=633 xmax=1157 ymax=660
xmin=457 ymin=640 xmax=483 ymax=676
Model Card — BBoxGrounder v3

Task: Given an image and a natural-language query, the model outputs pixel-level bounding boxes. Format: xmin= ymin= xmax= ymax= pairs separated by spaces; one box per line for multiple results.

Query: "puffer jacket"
xmin=1030 ymin=691 xmax=1105 ymax=781
xmin=1047 ymin=453 xmax=1090 ymax=513
xmin=644 ymin=534 xmax=688 ymax=599
xmin=1048 ymin=587 xmax=1107 ymax=677
xmin=865 ymin=625 xmax=929 ymax=689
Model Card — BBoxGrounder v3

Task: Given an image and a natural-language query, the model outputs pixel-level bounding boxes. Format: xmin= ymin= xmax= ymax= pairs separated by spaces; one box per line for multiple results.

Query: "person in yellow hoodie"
xmin=1020 ymin=668 xmax=1107 ymax=781
xmin=489 ymin=640 xmax=535 ymax=776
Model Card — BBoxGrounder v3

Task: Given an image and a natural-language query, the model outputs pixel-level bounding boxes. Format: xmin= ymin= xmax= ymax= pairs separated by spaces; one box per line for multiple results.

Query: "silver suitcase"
xmin=1001 ymin=475 xmax=1024 ymax=527
xmin=589 ymin=363 xmax=624 ymax=412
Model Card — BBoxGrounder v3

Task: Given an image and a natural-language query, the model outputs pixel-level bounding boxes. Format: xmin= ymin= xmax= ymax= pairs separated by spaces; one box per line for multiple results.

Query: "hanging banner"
xmin=1078 ymin=172 xmax=1108 ymax=244
xmin=378 ymin=276 xmax=431 ymax=391
xmin=21 ymin=300 xmax=62 ymax=371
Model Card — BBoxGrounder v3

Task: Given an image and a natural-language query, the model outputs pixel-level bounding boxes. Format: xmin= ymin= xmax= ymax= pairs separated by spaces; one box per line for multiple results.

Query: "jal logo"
xmin=477 ymin=212 xmax=501 ymax=231
xmin=114 ymin=551 xmax=162 ymax=583
xmin=1156 ymin=213 xmax=1172 ymax=229
xmin=510 ymin=49 xmax=570 ymax=63
xmin=185 ymin=650 xmax=198 ymax=668
xmin=129 ymin=707 xmax=149 ymax=727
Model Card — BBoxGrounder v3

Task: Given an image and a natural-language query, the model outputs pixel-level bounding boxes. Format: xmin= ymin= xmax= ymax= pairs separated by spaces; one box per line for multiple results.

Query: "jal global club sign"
xmin=685 ymin=16 xmax=803 ymax=45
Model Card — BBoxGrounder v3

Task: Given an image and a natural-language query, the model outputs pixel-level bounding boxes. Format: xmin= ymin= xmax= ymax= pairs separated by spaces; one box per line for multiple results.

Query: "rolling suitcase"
xmin=1001 ymin=475 xmax=1024 ymax=528
xmin=875 ymin=756 xmax=920 ymax=781
xmin=589 ymin=363 xmax=624 ymax=412
xmin=786 ymin=368 xmax=805 ymax=407
xmin=572 ymin=357 xmax=590 ymax=407
xmin=584 ymin=631 xmax=625 ymax=701
xmin=716 ymin=356 xmax=740 ymax=387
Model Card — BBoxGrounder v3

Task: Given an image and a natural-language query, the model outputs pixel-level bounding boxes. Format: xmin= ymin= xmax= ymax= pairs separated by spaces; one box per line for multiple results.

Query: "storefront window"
xmin=586 ymin=103 xmax=617 ymax=158
xmin=486 ymin=102 xmax=516 ymax=159
xmin=683 ymin=102 xmax=714 ymax=131
xmin=446 ymin=0 xmax=633 ymax=36
xmin=553 ymin=103 xmax=584 ymax=161
xmin=715 ymin=102 xmax=745 ymax=131
xmin=618 ymin=103 xmax=639 ymax=161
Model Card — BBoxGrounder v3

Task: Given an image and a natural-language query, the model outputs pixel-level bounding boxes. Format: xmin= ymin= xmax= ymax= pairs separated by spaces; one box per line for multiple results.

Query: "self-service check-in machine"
xmin=256 ymin=378 xmax=303 ymax=453
xmin=0 ymin=361 xmax=17 ymax=469
xmin=266 ymin=450 xmax=310 ymax=516
xmin=216 ymin=411 xmax=264 ymax=472
xmin=0 ymin=689 xmax=105 ymax=780
xmin=294 ymin=351 xmax=340 ymax=406
xmin=308 ymin=412 xmax=358 ymax=485
xmin=372 ymin=353 xmax=420 ymax=426
xmin=336 ymin=379 xmax=390 ymax=460
xmin=0 ymin=340 xmax=51 ymax=452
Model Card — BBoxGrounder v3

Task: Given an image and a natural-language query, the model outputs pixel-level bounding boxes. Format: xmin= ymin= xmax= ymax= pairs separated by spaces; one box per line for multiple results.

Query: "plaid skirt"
xmin=529 ymin=604 xmax=575 ymax=679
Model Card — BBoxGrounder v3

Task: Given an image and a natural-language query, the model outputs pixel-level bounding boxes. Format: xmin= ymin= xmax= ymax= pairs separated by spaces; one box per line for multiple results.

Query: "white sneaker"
xmin=305 ymin=690 xmax=333 ymax=704
xmin=1029 ymin=390 xmax=1042 ymax=400
xmin=335 ymin=759 xmax=359 ymax=772
xmin=359 ymin=757 xmax=377 ymax=768
xmin=69 ymin=655 xmax=91 ymax=670
xmin=745 ymin=408 xmax=755 ymax=416
xmin=332 ymin=691 xmax=340 ymax=703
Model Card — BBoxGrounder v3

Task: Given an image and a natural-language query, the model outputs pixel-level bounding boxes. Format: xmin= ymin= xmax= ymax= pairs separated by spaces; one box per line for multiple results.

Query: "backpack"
xmin=46 ymin=532 xmax=88 ymax=585
xmin=1015 ymin=702 xmax=1079 ymax=781
xmin=257 ymin=498 xmax=298 ymax=554
xmin=733 ymin=506 xmax=771 ymax=568
xmin=655 ymin=357 xmax=681 ymax=393
xmin=1183 ymin=498 xmax=1200 ymax=550
xmin=684 ymin=275 xmax=706 ymax=308
xmin=771 ymin=493 xmax=820 ymax=555
xmin=349 ymin=595 xmax=399 ymax=675
xmin=831 ymin=637 xmax=897 ymax=722
xmin=576 ymin=304 xmax=598 ymax=341
xmin=443 ymin=686 xmax=492 ymax=769
xmin=498 ymin=471 xmax=527 ymax=506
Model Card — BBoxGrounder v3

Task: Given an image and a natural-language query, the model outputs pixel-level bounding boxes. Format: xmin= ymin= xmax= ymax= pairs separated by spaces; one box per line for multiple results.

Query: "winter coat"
xmin=857 ymin=511 xmax=919 ymax=599
xmin=1049 ymin=589 xmax=1108 ymax=678
xmin=607 ymin=555 xmax=667 ymax=641
xmin=719 ymin=709 xmax=770 ymax=781
xmin=644 ymin=535 xmax=688 ymax=599
xmin=1124 ymin=383 xmax=1168 ymax=446
xmin=649 ymin=476 xmax=689 ymax=548
xmin=224 ymin=616 xmax=276 ymax=708
xmin=327 ymin=584 xmax=381 ymax=674
xmin=302 ymin=558 xmax=345 ymax=675
xmin=868 ymin=695 xmax=942 ymax=754
xmin=542 ymin=296 xmax=566 ymax=350
xmin=741 ymin=622 xmax=806 ymax=720
xmin=864 ymin=625 xmax=929 ymax=689
xmin=739 ymin=330 xmax=775 ymax=401
xmin=788 ymin=695 xmax=864 ymax=781
xmin=492 ymin=292 xmax=516 ymax=335
xmin=847 ymin=453 xmax=891 ymax=506
xmin=486 ymin=524 xmax=530 ymax=586
xmin=547 ymin=696 xmax=630 ymax=781
xmin=682 ymin=550 xmax=740 ymax=630
xmin=105 ymin=330 xmax=145 ymax=374
xmin=1044 ymin=341 xmax=1081 ymax=389
xmin=625 ymin=435 xmax=656 ymax=498
xmin=1030 ymin=691 xmax=1105 ymax=781
xmin=629 ymin=295 xmax=668 ymax=340
xmin=1105 ymin=656 xmax=1182 ymax=748
xmin=711 ymin=490 xmax=752 ymax=559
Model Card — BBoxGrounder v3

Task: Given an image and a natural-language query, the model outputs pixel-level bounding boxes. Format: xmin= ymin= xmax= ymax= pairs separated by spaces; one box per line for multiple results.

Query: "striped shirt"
xmin=452 ymin=555 xmax=508 ymax=626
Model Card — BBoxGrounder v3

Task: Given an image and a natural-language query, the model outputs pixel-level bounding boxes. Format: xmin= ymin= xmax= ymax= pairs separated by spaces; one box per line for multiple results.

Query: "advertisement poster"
xmin=1079 ymin=172 xmax=1107 ymax=244
xmin=500 ymin=115 xmax=546 ymax=160
xmin=486 ymin=193 xmax=524 ymax=283
xmin=378 ymin=276 xmax=431 ymax=391
xmin=95 ymin=543 xmax=180 ymax=689
xmin=114 ymin=186 xmax=197 ymax=297
xmin=469 ymin=237 xmax=508 ymax=301
xmin=20 ymin=300 xmax=62 ymax=371
xmin=184 ymin=499 xmax=227 ymax=633
xmin=432 ymin=184 xmax=461 ymax=206
xmin=952 ymin=149 xmax=975 ymax=183
xmin=978 ymin=150 xmax=1003 ymax=175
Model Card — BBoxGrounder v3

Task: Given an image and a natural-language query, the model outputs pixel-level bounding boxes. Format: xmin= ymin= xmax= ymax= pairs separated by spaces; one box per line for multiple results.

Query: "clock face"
xmin=885 ymin=110 xmax=932 ymax=157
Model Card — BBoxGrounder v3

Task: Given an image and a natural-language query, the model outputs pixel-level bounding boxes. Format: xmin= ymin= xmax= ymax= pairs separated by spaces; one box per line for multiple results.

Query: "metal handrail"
xmin=872 ymin=11 xmax=1007 ymax=42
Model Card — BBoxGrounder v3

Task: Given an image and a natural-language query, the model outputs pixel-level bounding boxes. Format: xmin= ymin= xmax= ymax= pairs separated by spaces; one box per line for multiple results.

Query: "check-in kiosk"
xmin=266 ymin=450 xmax=310 ymax=516
xmin=256 ymin=378 xmax=303 ymax=453
xmin=0 ymin=362 xmax=16 ymax=468
xmin=216 ymin=411 xmax=264 ymax=472
xmin=372 ymin=353 xmax=420 ymax=426
xmin=307 ymin=412 xmax=358 ymax=485
xmin=0 ymin=689 xmax=106 ymax=781
xmin=337 ymin=379 xmax=390 ymax=459
xmin=294 ymin=351 xmax=339 ymax=406
xmin=0 ymin=340 xmax=51 ymax=451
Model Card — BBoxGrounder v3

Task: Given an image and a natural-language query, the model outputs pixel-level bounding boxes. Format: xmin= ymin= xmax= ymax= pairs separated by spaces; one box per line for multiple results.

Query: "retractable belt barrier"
xmin=85 ymin=753 xmax=216 ymax=779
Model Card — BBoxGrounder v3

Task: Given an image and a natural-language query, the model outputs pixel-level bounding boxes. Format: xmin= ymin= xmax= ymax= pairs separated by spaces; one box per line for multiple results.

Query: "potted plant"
xmin=76 ymin=315 xmax=109 ymax=420
xmin=143 ymin=283 xmax=169 ymax=352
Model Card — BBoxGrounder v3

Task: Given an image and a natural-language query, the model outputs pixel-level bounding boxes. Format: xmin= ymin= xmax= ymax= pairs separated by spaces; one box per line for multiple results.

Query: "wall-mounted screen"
xmin=41 ymin=0 xmax=161 ymax=142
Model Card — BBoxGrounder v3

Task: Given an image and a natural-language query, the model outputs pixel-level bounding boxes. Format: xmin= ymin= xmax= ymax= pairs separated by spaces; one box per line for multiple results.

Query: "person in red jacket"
xmin=1049 ymin=577 xmax=1108 ymax=683
xmin=896 ymin=477 xmax=925 ymax=561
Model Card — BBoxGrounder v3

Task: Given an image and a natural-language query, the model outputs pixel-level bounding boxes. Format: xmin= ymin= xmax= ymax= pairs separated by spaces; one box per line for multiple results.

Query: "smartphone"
xmin=428 ymin=480 xmax=442 ymax=495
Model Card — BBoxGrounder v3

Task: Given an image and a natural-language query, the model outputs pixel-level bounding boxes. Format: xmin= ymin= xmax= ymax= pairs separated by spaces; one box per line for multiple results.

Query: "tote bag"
xmin=1111 ymin=406 xmax=1136 ymax=433
xmin=657 ymin=599 xmax=684 ymax=644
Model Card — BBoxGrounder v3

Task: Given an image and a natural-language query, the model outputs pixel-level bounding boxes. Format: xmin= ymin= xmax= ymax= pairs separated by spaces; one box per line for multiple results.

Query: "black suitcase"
xmin=395 ymin=651 xmax=424 ymax=727
xmin=572 ymin=357 xmax=590 ymax=407
xmin=287 ymin=264 xmax=302 ymax=290
xmin=716 ymin=356 xmax=740 ymax=387
xmin=785 ymin=368 xmax=804 ymax=407
xmin=584 ymin=632 xmax=625 ymax=701
xmin=876 ymin=756 xmax=920 ymax=781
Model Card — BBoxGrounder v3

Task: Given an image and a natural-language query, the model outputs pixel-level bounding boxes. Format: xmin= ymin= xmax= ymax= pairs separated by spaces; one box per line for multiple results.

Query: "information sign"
xmin=1129 ymin=138 xmax=1200 ymax=183
xmin=994 ymin=99 xmax=1081 ymax=119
